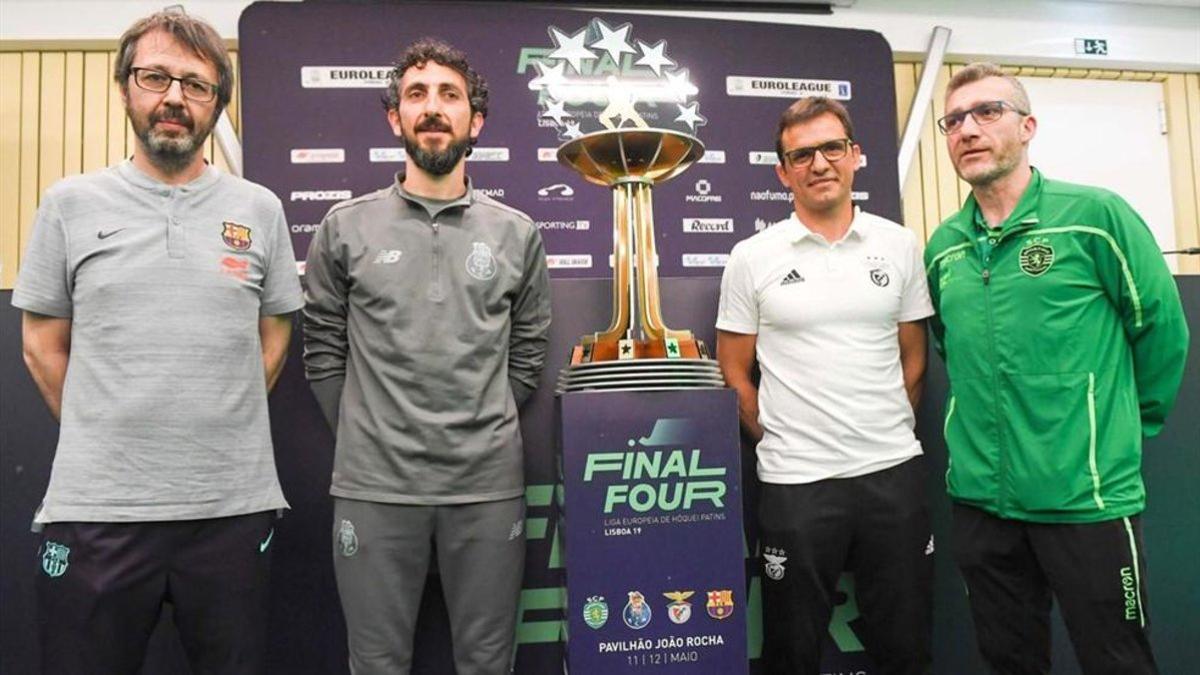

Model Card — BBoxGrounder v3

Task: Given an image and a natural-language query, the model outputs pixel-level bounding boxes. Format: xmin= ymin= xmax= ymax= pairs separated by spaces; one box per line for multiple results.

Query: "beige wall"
xmin=2 ymin=46 xmax=1197 ymax=289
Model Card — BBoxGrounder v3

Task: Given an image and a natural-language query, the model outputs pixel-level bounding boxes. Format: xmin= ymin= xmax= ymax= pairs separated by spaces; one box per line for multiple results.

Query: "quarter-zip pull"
xmin=982 ymin=268 xmax=991 ymax=285
xmin=429 ymin=221 xmax=444 ymax=301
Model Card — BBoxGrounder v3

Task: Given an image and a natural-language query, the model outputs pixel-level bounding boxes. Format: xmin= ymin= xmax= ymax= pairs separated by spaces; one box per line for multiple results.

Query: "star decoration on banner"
xmin=675 ymin=102 xmax=707 ymax=131
xmin=590 ymin=19 xmax=636 ymax=62
xmin=549 ymin=26 xmax=596 ymax=73
xmin=635 ymin=39 xmax=675 ymax=76
xmin=528 ymin=60 xmax=568 ymax=92
xmin=542 ymin=99 xmax=572 ymax=125
xmin=526 ymin=18 xmax=704 ymax=140
xmin=664 ymin=69 xmax=698 ymax=103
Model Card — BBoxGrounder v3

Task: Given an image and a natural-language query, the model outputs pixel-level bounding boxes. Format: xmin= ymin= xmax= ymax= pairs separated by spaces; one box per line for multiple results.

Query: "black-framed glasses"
xmin=130 ymin=67 xmax=218 ymax=103
xmin=937 ymin=100 xmax=1028 ymax=134
xmin=783 ymin=138 xmax=854 ymax=167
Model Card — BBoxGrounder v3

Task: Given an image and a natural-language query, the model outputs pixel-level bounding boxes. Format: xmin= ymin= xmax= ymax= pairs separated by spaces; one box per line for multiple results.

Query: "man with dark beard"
xmin=12 ymin=10 xmax=302 ymax=674
xmin=302 ymin=38 xmax=551 ymax=675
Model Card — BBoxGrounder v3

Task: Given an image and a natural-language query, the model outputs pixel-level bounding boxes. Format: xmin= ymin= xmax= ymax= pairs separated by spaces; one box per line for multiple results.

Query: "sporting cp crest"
xmin=337 ymin=519 xmax=359 ymax=557
xmin=1019 ymin=237 xmax=1055 ymax=277
xmin=583 ymin=596 xmax=609 ymax=629
xmin=41 ymin=541 xmax=70 ymax=578
xmin=221 ymin=221 xmax=252 ymax=251
xmin=623 ymin=590 xmax=652 ymax=629
xmin=465 ymin=242 xmax=497 ymax=281
xmin=663 ymin=590 xmax=694 ymax=625
xmin=763 ymin=546 xmax=788 ymax=581
xmin=706 ymin=589 xmax=734 ymax=620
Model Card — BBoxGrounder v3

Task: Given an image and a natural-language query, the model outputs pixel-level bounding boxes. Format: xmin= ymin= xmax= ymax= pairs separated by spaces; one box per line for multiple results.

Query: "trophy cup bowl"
xmin=555 ymin=128 xmax=725 ymax=394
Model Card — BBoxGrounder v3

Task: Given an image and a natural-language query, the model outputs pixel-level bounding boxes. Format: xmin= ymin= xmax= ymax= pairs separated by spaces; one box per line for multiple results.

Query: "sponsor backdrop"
xmin=238 ymin=1 xmax=898 ymax=279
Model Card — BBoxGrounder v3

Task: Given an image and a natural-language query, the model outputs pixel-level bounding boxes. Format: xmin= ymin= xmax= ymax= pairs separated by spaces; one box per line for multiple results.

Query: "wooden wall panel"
xmin=62 ymin=52 xmax=84 ymax=177
xmin=17 ymin=52 xmax=41 ymax=270
xmin=82 ymin=52 xmax=110 ymax=173
xmin=0 ymin=54 xmax=23 ymax=288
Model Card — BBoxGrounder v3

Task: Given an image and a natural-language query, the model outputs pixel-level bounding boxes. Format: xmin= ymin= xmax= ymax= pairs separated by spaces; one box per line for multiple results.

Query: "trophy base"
xmin=557 ymin=337 xmax=725 ymax=394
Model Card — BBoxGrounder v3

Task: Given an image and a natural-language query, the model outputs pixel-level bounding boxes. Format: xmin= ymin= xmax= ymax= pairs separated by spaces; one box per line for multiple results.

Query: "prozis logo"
xmin=537 ymin=183 xmax=575 ymax=201
xmin=685 ymin=179 xmax=722 ymax=203
xmin=290 ymin=190 xmax=351 ymax=202
xmin=682 ymin=218 xmax=733 ymax=234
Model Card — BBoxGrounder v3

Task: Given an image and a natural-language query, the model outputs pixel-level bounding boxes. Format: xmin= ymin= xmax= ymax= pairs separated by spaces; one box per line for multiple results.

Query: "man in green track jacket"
xmin=925 ymin=62 xmax=1188 ymax=674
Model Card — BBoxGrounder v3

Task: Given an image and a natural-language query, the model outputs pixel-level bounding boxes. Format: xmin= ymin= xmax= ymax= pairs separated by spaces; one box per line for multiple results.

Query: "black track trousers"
xmin=952 ymin=503 xmax=1157 ymax=675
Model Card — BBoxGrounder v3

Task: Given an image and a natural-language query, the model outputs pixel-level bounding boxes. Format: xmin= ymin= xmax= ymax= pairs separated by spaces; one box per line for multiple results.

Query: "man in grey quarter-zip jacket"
xmin=302 ymin=38 xmax=551 ymax=675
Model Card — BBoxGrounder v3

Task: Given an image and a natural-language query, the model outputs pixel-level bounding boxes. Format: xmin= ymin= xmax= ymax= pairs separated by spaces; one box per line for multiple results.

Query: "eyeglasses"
xmin=937 ymin=100 xmax=1028 ymax=134
xmin=782 ymin=138 xmax=854 ymax=167
xmin=130 ymin=67 xmax=218 ymax=103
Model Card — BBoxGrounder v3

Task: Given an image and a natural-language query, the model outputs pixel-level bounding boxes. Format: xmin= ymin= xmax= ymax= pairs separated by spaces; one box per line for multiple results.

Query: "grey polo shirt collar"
xmin=392 ymin=173 xmax=475 ymax=219
xmin=116 ymin=159 xmax=220 ymax=195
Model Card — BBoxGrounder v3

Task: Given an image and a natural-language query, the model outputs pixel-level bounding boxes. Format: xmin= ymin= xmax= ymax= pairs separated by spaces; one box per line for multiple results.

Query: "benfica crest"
xmin=706 ymin=589 xmax=734 ymax=620
xmin=1019 ymin=237 xmax=1055 ymax=277
xmin=663 ymin=590 xmax=694 ymax=625
xmin=41 ymin=541 xmax=70 ymax=578
xmin=763 ymin=546 xmax=788 ymax=581
xmin=221 ymin=221 xmax=252 ymax=251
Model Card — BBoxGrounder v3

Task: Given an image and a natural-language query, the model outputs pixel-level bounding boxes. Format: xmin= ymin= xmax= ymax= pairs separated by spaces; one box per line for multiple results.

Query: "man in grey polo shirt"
xmin=13 ymin=11 xmax=302 ymax=674
xmin=303 ymin=38 xmax=551 ymax=675
xmin=717 ymin=97 xmax=933 ymax=674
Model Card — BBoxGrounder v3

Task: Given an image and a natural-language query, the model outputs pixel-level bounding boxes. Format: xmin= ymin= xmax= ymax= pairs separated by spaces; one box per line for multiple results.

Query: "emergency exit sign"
xmin=1075 ymin=38 xmax=1109 ymax=56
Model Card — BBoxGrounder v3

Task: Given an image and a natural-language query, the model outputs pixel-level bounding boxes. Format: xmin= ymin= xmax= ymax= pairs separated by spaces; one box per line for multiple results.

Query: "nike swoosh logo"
xmin=97 ymin=229 xmax=126 ymax=240
xmin=259 ymin=528 xmax=274 ymax=553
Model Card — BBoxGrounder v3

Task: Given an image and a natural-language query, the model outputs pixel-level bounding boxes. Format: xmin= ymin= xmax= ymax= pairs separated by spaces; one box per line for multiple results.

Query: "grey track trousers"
xmin=332 ymin=496 xmax=526 ymax=675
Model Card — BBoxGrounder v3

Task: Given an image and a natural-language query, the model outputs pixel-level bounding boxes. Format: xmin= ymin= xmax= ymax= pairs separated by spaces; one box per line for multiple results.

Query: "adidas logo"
xmin=780 ymin=269 xmax=805 ymax=286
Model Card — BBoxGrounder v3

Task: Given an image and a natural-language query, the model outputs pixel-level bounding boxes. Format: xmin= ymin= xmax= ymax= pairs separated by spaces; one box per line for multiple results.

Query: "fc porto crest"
xmin=1019 ymin=237 xmax=1055 ymax=277
xmin=41 ymin=541 xmax=70 ymax=578
xmin=583 ymin=595 xmax=609 ymax=629
xmin=623 ymin=590 xmax=652 ymax=629
xmin=337 ymin=519 xmax=359 ymax=557
xmin=663 ymin=590 xmax=694 ymax=625
xmin=221 ymin=221 xmax=252 ymax=251
xmin=706 ymin=589 xmax=734 ymax=620
xmin=763 ymin=546 xmax=788 ymax=581
xmin=466 ymin=242 xmax=498 ymax=281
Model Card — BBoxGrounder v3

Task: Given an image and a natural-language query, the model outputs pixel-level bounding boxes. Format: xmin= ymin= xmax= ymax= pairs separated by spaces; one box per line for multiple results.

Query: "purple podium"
xmin=559 ymin=389 xmax=747 ymax=674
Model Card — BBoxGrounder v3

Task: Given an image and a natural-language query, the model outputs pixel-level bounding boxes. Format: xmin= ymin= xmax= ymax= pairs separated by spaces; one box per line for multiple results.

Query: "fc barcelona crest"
xmin=221 ymin=221 xmax=253 ymax=251
xmin=1019 ymin=237 xmax=1055 ymax=277
xmin=41 ymin=541 xmax=70 ymax=578
xmin=706 ymin=589 xmax=734 ymax=620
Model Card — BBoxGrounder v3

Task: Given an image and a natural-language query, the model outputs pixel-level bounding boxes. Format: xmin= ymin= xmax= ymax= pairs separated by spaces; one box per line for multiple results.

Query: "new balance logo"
xmin=780 ymin=269 xmax=805 ymax=285
xmin=373 ymin=249 xmax=402 ymax=264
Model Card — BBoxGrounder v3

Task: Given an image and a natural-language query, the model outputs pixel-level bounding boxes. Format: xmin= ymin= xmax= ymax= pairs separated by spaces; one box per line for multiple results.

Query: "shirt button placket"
xmin=167 ymin=189 xmax=185 ymax=259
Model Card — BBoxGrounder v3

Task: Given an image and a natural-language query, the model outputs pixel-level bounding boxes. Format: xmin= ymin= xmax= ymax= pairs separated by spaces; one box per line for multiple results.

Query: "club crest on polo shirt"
xmin=221 ymin=221 xmax=253 ymax=251
xmin=623 ymin=591 xmax=652 ymax=629
xmin=466 ymin=242 xmax=497 ymax=280
xmin=663 ymin=590 xmax=694 ymax=624
xmin=41 ymin=541 xmax=70 ymax=578
xmin=706 ymin=589 xmax=734 ymax=620
xmin=337 ymin=519 xmax=359 ymax=557
xmin=763 ymin=546 xmax=788 ymax=581
xmin=869 ymin=268 xmax=890 ymax=287
xmin=1019 ymin=236 xmax=1055 ymax=277
xmin=583 ymin=596 xmax=609 ymax=629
